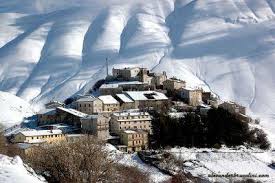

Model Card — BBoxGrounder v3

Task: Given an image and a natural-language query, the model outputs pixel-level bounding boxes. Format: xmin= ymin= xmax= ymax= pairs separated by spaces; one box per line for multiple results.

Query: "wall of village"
xmin=13 ymin=133 xmax=66 ymax=144
xmin=110 ymin=115 xmax=152 ymax=135
xmin=120 ymin=131 xmax=148 ymax=152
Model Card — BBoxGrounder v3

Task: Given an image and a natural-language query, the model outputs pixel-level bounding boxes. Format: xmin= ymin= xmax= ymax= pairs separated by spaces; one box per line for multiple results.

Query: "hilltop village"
xmin=5 ymin=67 xmax=256 ymax=154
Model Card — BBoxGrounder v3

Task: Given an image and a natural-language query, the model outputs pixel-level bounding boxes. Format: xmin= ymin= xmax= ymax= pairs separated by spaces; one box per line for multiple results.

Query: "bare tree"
xmin=25 ymin=135 xmax=149 ymax=183
xmin=113 ymin=164 xmax=150 ymax=183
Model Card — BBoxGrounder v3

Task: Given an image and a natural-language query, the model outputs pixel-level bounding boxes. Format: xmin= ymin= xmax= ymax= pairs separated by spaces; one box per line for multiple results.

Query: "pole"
xmin=106 ymin=58 xmax=109 ymax=77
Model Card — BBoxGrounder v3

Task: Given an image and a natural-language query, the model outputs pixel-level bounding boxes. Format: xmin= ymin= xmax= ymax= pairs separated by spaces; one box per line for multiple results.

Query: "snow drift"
xmin=0 ymin=154 xmax=45 ymax=183
xmin=0 ymin=91 xmax=34 ymax=128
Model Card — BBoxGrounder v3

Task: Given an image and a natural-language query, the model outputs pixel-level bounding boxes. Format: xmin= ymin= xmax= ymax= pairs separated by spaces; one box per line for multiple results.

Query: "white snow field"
xmin=0 ymin=91 xmax=34 ymax=128
xmin=0 ymin=154 xmax=45 ymax=183
xmin=170 ymin=147 xmax=275 ymax=182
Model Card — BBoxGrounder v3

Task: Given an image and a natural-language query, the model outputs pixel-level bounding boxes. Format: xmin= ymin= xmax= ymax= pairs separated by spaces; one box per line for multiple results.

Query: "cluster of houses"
xmin=9 ymin=66 xmax=252 ymax=154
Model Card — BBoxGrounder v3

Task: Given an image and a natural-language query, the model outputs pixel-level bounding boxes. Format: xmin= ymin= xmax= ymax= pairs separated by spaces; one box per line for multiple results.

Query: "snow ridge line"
xmin=266 ymin=0 xmax=275 ymax=14
xmin=243 ymin=0 xmax=260 ymax=20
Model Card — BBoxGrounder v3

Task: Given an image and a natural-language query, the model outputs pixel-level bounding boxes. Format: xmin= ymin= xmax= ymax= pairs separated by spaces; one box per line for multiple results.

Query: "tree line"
xmin=150 ymin=108 xmax=270 ymax=150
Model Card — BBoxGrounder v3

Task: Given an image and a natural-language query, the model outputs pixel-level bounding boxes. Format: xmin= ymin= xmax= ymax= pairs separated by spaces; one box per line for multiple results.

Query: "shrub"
xmin=247 ymin=128 xmax=270 ymax=150
xmin=0 ymin=125 xmax=21 ymax=157
xmin=0 ymin=125 xmax=7 ymax=155
xmin=25 ymin=135 xmax=149 ymax=183
xmin=213 ymin=143 xmax=221 ymax=149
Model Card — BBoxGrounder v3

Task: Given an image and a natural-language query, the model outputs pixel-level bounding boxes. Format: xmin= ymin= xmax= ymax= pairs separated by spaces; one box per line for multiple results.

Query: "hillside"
xmin=0 ymin=91 xmax=34 ymax=128
xmin=0 ymin=0 xmax=275 ymax=141
xmin=0 ymin=155 xmax=45 ymax=183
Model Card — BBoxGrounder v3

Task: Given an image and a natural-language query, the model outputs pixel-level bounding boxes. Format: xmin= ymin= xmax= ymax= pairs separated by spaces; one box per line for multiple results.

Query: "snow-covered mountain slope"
xmin=171 ymin=147 xmax=275 ymax=182
xmin=0 ymin=155 xmax=45 ymax=183
xmin=0 ymin=0 xmax=275 ymax=138
xmin=0 ymin=91 xmax=34 ymax=128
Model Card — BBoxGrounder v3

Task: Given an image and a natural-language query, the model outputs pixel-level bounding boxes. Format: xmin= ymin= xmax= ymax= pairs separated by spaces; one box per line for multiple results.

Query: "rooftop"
xmin=37 ymin=108 xmax=56 ymax=115
xmin=122 ymin=129 xmax=147 ymax=134
xmin=116 ymin=94 xmax=134 ymax=103
xmin=167 ymin=78 xmax=186 ymax=83
xmin=98 ymin=95 xmax=119 ymax=104
xmin=100 ymin=81 xmax=145 ymax=89
xmin=81 ymin=114 xmax=98 ymax=120
xmin=19 ymin=129 xmax=63 ymax=137
xmin=76 ymin=96 xmax=97 ymax=102
xmin=125 ymin=91 xmax=168 ymax=101
xmin=46 ymin=100 xmax=64 ymax=105
xmin=57 ymin=107 xmax=88 ymax=118
xmin=113 ymin=67 xmax=140 ymax=70
xmin=113 ymin=111 xmax=150 ymax=117
xmin=181 ymin=87 xmax=203 ymax=91
xmin=123 ymin=130 xmax=137 ymax=134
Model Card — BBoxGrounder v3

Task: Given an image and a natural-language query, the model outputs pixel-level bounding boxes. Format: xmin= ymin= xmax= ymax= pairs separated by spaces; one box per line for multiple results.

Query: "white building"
xmin=124 ymin=91 xmax=169 ymax=110
xmin=98 ymin=95 xmax=120 ymax=112
xmin=110 ymin=110 xmax=152 ymax=135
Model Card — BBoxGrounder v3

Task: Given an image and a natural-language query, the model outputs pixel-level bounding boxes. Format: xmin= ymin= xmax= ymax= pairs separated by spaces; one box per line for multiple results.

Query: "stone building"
xmin=56 ymin=107 xmax=88 ymax=128
xmin=12 ymin=130 xmax=65 ymax=144
xmin=115 ymin=94 xmax=136 ymax=110
xmin=75 ymin=96 xmax=103 ymax=114
xmin=150 ymin=72 xmax=167 ymax=88
xmin=37 ymin=108 xmax=57 ymax=126
xmin=139 ymin=68 xmax=153 ymax=85
xmin=163 ymin=78 xmax=186 ymax=91
xmin=219 ymin=101 xmax=251 ymax=123
xmin=98 ymin=95 xmax=120 ymax=112
xmin=202 ymin=91 xmax=211 ymax=103
xmin=81 ymin=114 xmax=109 ymax=141
xmin=99 ymin=81 xmax=149 ymax=95
xmin=124 ymin=91 xmax=169 ymax=110
xmin=111 ymin=67 xmax=167 ymax=88
xmin=139 ymin=68 xmax=167 ymax=88
xmin=110 ymin=111 xmax=152 ymax=135
xmin=37 ymin=107 xmax=88 ymax=127
xmin=219 ymin=101 xmax=246 ymax=115
xmin=180 ymin=88 xmax=203 ymax=106
xmin=117 ymin=130 xmax=148 ymax=153
xmin=112 ymin=67 xmax=140 ymax=81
